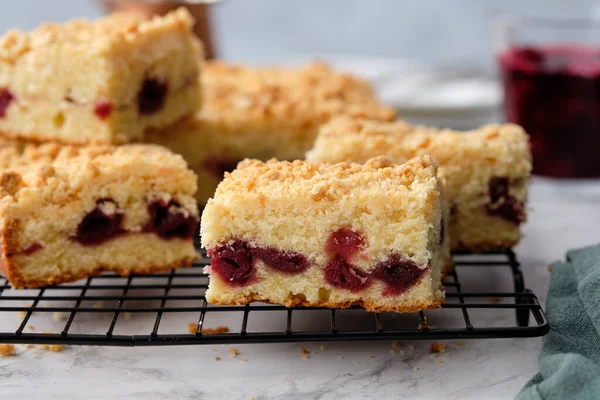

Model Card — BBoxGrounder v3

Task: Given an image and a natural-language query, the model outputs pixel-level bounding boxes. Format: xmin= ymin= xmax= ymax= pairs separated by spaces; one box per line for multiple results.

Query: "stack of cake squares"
xmin=0 ymin=8 xmax=532 ymax=315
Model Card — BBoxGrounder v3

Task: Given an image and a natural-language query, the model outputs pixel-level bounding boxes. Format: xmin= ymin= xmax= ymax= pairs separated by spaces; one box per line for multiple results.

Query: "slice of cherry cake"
xmin=201 ymin=156 xmax=447 ymax=313
xmin=0 ymin=8 xmax=202 ymax=144
xmin=306 ymin=117 xmax=532 ymax=250
xmin=0 ymin=143 xmax=199 ymax=288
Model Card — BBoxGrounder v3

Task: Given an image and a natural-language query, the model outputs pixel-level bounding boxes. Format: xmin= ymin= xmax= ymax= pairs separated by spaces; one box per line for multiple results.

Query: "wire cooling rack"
xmin=0 ymin=242 xmax=548 ymax=346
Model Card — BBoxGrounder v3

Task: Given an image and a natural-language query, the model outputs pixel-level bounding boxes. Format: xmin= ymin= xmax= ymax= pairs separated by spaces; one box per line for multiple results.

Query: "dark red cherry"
xmin=326 ymin=228 xmax=365 ymax=261
xmin=143 ymin=200 xmax=197 ymax=240
xmin=138 ymin=78 xmax=168 ymax=115
xmin=251 ymin=247 xmax=308 ymax=274
xmin=0 ymin=88 xmax=14 ymax=118
xmin=73 ymin=199 xmax=124 ymax=245
xmin=324 ymin=256 xmax=371 ymax=292
xmin=208 ymin=241 xmax=254 ymax=285
xmin=372 ymin=255 xmax=426 ymax=296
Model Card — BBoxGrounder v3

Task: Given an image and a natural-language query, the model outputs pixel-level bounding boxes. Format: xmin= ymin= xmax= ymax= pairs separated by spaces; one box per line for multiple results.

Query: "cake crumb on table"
xmin=370 ymin=355 xmax=375 ymax=358
xmin=431 ymin=343 xmax=446 ymax=354
xmin=0 ymin=344 xmax=15 ymax=357
xmin=123 ymin=313 xmax=132 ymax=320
xmin=435 ymin=359 xmax=443 ymax=365
xmin=457 ymin=341 xmax=464 ymax=347
xmin=27 ymin=325 xmax=35 ymax=331
xmin=37 ymin=344 xmax=63 ymax=353
xmin=17 ymin=311 xmax=27 ymax=320
xmin=201 ymin=326 xmax=230 ymax=335
xmin=547 ymin=265 xmax=552 ymax=272
xmin=215 ymin=357 xmax=221 ymax=361
xmin=412 ymin=366 xmax=419 ymax=371
xmin=240 ymin=357 xmax=248 ymax=362
xmin=392 ymin=341 xmax=401 ymax=349
xmin=301 ymin=347 xmax=310 ymax=359
xmin=319 ymin=344 xmax=327 ymax=350
xmin=229 ymin=348 xmax=239 ymax=358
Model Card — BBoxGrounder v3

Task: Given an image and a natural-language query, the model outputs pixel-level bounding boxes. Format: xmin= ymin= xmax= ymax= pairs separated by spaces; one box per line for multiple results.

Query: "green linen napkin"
xmin=517 ymin=244 xmax=600 ymax=400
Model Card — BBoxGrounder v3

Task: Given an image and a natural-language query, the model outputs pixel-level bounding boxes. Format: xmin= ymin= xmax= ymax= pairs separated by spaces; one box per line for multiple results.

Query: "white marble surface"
xmin=0 ymin=179 xmax=599 ymax=400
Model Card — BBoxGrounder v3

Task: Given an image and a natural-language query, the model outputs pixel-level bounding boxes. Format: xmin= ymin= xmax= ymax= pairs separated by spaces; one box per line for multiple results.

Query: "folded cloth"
xmin=517 ymin=244 xmax=600 ymax=400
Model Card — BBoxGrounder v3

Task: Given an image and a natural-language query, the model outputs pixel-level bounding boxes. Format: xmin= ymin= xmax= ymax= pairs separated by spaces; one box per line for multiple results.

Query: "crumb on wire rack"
xmin=489 ymin=297 xmax=502 ymax=304
xmin=53 ymin=312 xmax=66 ymax=322
xmin=201 ymin=326 xmax=230 ymax=335
xmin=93 ymin=302 xmax=104 ymax=309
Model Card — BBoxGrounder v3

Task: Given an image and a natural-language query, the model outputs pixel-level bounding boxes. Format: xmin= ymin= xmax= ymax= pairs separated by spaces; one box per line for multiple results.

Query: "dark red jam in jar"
xmin=499 ymin=45 xmax=600 ymax=178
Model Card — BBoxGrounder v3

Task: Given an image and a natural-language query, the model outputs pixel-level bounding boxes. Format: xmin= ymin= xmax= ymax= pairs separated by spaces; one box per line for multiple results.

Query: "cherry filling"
xmin=372 ymin=255 xmax=426 ymax=296
xmin=486 ymin=177 xmax=526 ymax=224
xmin=137 ymin=78 xmax=168 ymax=115
xmin=94 ymin=101 xmax=112 ymax=120
xmin=202 ymin=157 xmax=240 ymax=179
xmin=0 ymin=88 xmax=14 ymax=118
xmin=143 ymin=200 xmax=197 ymax=240
xmin=74 ymin=199 xmax=124 ymax=246
xmin=250 ymin=247 xmax=308 ymax=274
xmin=208 ymin=241 xmax=255 ymax=285
xmin=20 ymin=242 xmax=44 ymax=256
xmin=326 ymin=228 xmax=364 ymax=261
xmin=324 ymin=256 xmax=371 ymax=293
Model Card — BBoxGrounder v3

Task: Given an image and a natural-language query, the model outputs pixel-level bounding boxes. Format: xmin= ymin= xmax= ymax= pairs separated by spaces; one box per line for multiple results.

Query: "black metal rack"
xmin=0 ymin=245 xmax=548 ymax=346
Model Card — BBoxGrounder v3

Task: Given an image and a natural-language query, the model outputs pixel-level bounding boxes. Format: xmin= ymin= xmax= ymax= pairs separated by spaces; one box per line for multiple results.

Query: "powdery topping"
xmin=306 ymin=117 xmax=531 ymax=177
xmin=216 ymin=156 xmax=437 ymax=200
xmin=308 ymin=117 xmax=532 ymax=178
xmin=0 ymin=143 xmax=196 ymax=198
xmin=0 ymin=8 xmax=194 ymax=62
xmin=200 ymin=61 xmax=396 ymax=130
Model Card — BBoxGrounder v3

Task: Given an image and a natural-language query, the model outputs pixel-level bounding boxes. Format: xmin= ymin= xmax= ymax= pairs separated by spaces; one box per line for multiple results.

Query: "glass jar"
xmin=495 ymin=16 xmax=600 ymax=178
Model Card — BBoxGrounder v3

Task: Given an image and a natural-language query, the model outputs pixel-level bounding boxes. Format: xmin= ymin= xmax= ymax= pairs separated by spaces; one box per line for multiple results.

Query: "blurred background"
xmin=1 ymin=0 xmax=600 ymax=178
xmin=0 ymin=0 xmax=597 ymax=66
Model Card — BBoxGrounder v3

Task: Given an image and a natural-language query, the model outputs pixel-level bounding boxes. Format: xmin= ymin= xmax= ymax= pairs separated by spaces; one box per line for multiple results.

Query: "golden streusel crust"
xmin=0 ymin=8 xmax=194 ymax=63
xmin=201 ymin=61 xmax=396 ymax=130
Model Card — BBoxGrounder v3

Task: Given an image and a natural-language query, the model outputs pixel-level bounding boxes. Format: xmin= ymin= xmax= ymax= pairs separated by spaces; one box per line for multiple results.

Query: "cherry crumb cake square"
xmin=0 ymin=143 xmax=199 ymax=288
xmin=0 ymin=8 xmax=202 ymax=145
xmin=146 ymin=61 xmax=396 ymax=205
xmin=306 ymin=117 xmax=532 ymax=250
xmin=201 ymin=156 xmax=447 ymax=313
